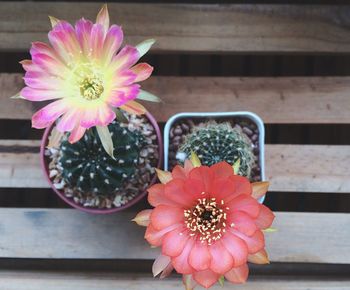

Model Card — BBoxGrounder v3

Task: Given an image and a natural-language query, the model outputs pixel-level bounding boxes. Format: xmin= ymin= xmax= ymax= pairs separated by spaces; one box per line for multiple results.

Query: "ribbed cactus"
xmin=177 ymin=122 xmax=255 ymax=177
xmin=58 ymin=121 xmax=146 ymax=194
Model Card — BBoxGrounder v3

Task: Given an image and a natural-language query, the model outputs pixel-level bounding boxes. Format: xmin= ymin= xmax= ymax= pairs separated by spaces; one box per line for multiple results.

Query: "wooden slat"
xmin=0 ymin=140 xmax=46 ymax=188
xmin=2 ymin=3 xmax=350 ymax=53
xmin=2 ymin=141 xmax=349 ymax=193
xmin=0 ymin=272 xmax=349 ymax=290
xmin=0 ymin=209 xmax=348 ymax=264
xmin=266 ymin=145 xmax=350 ymax=193
xmin=3 ymin=74 xmax=350 ymax=124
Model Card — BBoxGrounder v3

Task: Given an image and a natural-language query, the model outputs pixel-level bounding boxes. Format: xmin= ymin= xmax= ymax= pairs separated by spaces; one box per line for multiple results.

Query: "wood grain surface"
xmin=1 ymin=141 xmax=349 ymax=193
xmin=0 ymin=209 xmax=348 ymax=264
xmin=1 ymin=3 xmax=350 ymax=53
xmin=2 ymin=74 xmax=350 ymax=124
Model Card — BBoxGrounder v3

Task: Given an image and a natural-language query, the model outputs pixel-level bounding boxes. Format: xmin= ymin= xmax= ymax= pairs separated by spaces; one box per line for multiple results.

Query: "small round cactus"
xmin=177 ymin=121 xmax=255 ymax=178
xmin=59 ymin=121 xmax=146 ymax=194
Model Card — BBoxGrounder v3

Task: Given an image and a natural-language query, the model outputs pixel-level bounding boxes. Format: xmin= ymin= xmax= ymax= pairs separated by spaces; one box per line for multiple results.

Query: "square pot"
xmin=164 ymin=111 xmax=265 ymax=202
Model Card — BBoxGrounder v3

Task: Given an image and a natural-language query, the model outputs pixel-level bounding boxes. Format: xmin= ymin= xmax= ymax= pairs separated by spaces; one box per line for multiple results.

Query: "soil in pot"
xmin=45 ymin=113 xmax=159 ymax=210
xmin=168 ymin=117 xmax=261 ymax=182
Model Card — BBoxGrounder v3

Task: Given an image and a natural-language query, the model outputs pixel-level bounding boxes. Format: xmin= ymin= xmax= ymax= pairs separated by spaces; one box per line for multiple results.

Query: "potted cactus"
xmin=164 ymin=112 xmax=265 ymax=199
xmin=14 ymin=5 xmax=163 ymax=213
xmin=42 ymin=112 xmax=162 ymax=213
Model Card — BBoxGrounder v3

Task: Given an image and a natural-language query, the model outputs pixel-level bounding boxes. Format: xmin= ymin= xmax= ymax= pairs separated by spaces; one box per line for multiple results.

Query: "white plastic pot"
xmin=164 ymin=111 xmax=266 ymax=203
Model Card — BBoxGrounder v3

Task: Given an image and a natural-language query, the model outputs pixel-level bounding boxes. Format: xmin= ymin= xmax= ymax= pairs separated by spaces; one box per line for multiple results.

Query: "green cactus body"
xmin=177 ymin=122 xmax=255 ymax=177
xmin=59 ymin=121 xmax=145 ymax=194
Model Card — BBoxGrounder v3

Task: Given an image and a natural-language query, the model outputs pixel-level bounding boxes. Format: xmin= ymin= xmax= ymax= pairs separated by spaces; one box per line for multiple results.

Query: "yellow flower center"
xmin=79 ymin=76 xmax=104 ymax=101
xmin=184 ymin=196 xmax=229 ymax=245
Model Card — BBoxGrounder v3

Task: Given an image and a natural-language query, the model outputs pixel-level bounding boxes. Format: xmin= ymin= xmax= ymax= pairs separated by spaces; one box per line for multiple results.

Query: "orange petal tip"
xmin=155 ymin=168 xmax=172 ymax=184
xmin=252 ymin=181 xmax=270 ymax=199
xmin=132 ymin=209 xmax=152 ymax=227
xmin=248 ymin=249 xmax=270 ymax=264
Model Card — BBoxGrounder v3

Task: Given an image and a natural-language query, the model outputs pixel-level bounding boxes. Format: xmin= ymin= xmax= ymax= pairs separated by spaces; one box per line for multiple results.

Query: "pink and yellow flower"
xmin=20 ymin=5 xmax=156 ymax=143
xmin=134 ymin=159 xmax=274 ymax=289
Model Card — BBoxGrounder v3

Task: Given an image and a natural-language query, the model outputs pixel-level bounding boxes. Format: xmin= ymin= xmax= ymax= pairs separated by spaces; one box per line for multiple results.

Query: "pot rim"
xmin=40 ymin=111 xmax=163 ymax=214
xmin=163 ymin=111 xmax=265 ymax=203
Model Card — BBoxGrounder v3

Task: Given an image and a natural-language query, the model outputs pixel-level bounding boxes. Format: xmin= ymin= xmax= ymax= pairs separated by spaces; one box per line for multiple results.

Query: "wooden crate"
xmin=0 ymin=2 xmax=349 ymax=289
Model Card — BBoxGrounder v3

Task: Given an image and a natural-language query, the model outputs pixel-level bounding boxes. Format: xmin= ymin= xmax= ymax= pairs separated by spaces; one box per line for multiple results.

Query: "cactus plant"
xmin=177 ymin=121 xmax=255 ymax=178
xmin=58 ymin=121 xmax=146 ymax=194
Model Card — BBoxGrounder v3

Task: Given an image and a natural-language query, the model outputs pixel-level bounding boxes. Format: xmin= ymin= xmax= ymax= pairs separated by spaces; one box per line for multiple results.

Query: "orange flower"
xmin=134 ymin=159 xmax=275 ymax=289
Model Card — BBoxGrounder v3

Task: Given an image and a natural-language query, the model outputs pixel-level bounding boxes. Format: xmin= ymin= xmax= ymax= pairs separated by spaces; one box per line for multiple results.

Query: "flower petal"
xmin=111 ymin=70 xmax=137 ymax=87
xmin=151 ymin=205 xmax=184 ymax=230
xmin=224 ymin=264 xmax=249 ymax=284
xmin=209 ymin=241 xmax=234 ymax=274
xmin=189 ymin=166 xmax=213 ymax=193
xmin=120 ymin=100 xmax=146 ymax=115
xmin=111 ymin=45 xmax=140 ymax=72
xmin=148 ymin=183 xmax=176 ymax=207
xmin=164 ymin=179 xmax=198 ymax=208
xmin=210 ymin=177 xmax=237 ymax=203
xmin=162 ymin=227 xmax=189 ymax=257
xmin=30 ymin=42 xmax=59 ymax=60
xmin=152 ymin=254 xmax=171 ymax=277
xmin=80 ymin=105 xmax=115 ymax=128
xmin=20 ymin=60 xmax=38 ymax=72
xmin=227 ymin=194 xmax=260 ymax=218
xmin=68 ymin=125 xmax=86 ymax=143
xmin=227 ymin=210 xmax=257 ymax=236
xmin=32 ymin=99 xmax=68 ymax=129
xmin=171 ymin=165 xmax=187 ymax=180
xmin=184 ymin=160 xmax=194 ymax=175
xmin=102 ymin=25 xmax=123 ymax=65
xmin=221 ymin=231 xmax=248 ymax=267
xmin=255 ymin=204 xmax=275 ymax=229
xmin=96 ymin=4 xmax=109 ymax=34
xmin=110 ymin=84 xmax=140 ymax=106
xmin=132 ymin=209 xmax=152 ymax=227
xmin=56 ymin=109 xmax=82 ymax=132
xmin=231 ymin=229 xmax=265 ymax=254
xmin=130 ymin=63 xmax=153 ymax=82
xmin=105 ymin=90 xmax=126 ymax=107
xmin=145 ymin=223 xmax=180 ymax=247
xmin=252 ymin=181 xmax=270 ymax=200
xmin=160 ymin=263 xmax=174 ymax=279
xmin=32 ymin=53 xmax=68 ymax=77
xmin=172 ymin=238 xmax=195 ymax=274
xmin=24 ymin=70 xmax=64 ymax=91
xmin=183 ymin=178 xmax=208 ymax=202
xmin=48 ymin=21 xmax=81 ymax=63
xmin=210 ymin=161 xmax=234 ymax=179
xmin=248 ymin=249 xmax=270 ymax=264
xmin=21 ymin=87 xmax=63 ymax=101
xmin=75 ymin=18 xmax=93 ymax=55
xmin=155 ymin=168 xmax=173 ymax=184
xmin=193 ymin=269 xmax=219 ymax=289
xmin=49 ymin=16 xmax=60 ymax=28
xmin=89 ymin=23 xmax=105 ymax=59
xmin=188 ymin=241 xmax=211 ymax=271
xmin=224 ymin=175 xmax=252 ymax=203
xmin=135 ymin=38 xmax=155 ymax=58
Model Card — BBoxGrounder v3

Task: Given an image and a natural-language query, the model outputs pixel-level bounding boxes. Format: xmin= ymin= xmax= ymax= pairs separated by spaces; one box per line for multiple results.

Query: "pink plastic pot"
xmin=40 ymin=112 xmax=163 ymax=214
